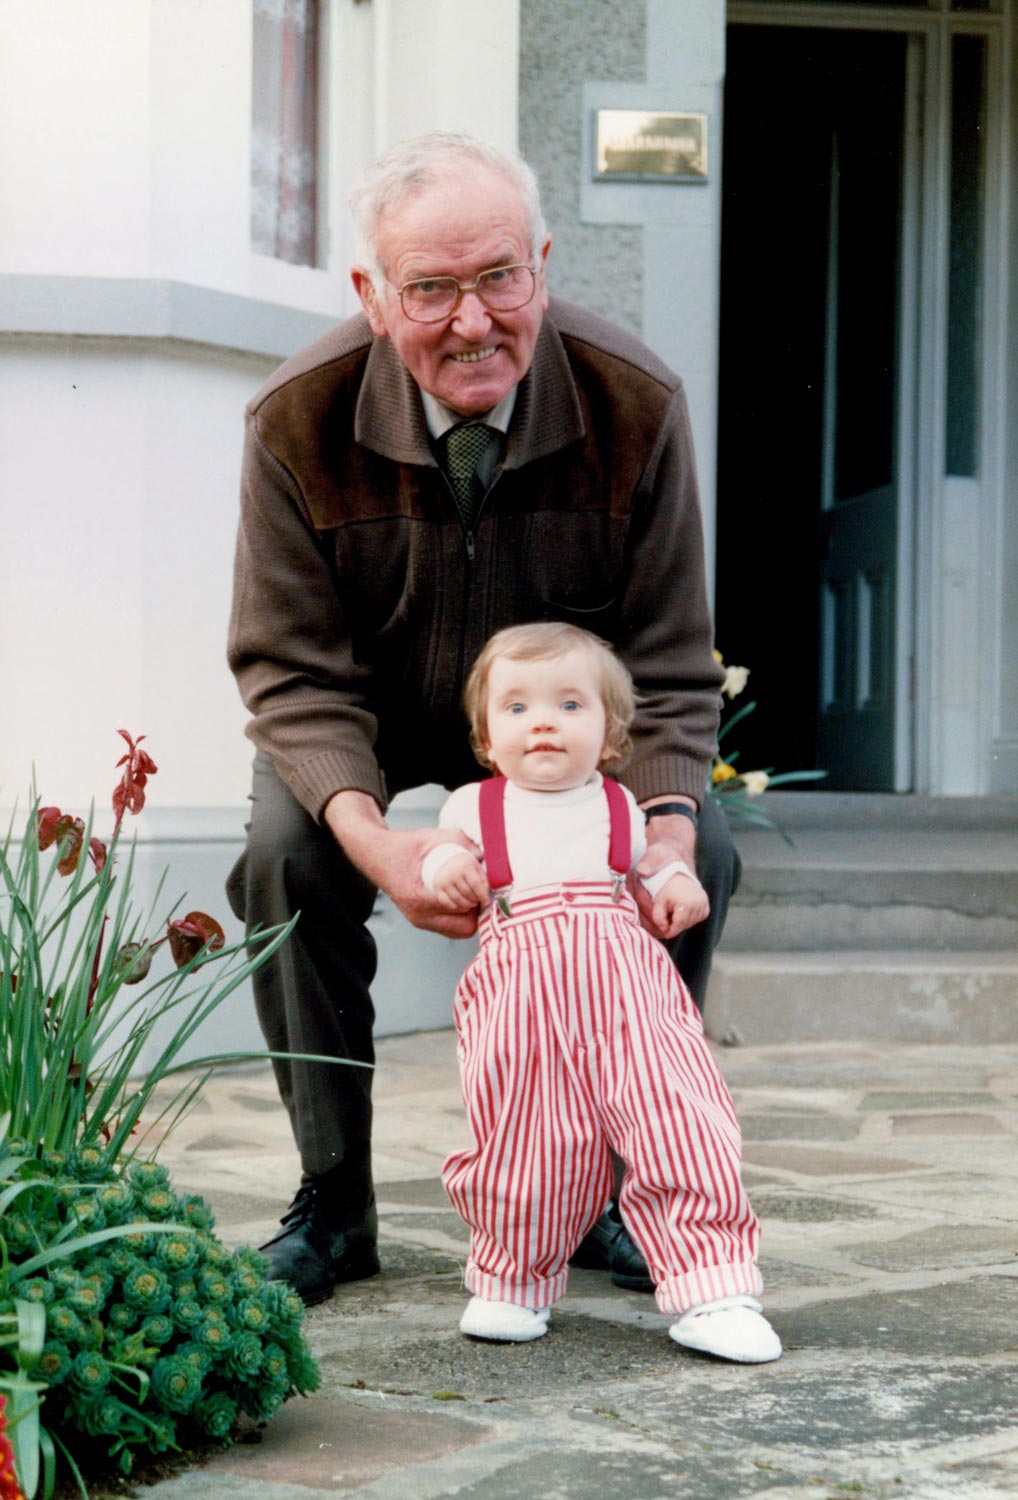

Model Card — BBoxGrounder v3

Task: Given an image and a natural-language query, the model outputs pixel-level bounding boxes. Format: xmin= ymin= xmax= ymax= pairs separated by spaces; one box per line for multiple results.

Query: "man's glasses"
xmin=395 ymin=264 xmax=537 ymax=324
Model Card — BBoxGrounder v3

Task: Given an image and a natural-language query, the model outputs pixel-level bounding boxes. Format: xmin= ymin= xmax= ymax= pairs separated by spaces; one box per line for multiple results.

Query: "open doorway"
xmin=715 ymin=25 xmax=912 ymax=790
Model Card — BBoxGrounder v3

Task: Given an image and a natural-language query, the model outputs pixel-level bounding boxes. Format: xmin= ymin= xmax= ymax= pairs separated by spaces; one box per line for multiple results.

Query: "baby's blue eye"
xmin=562 ymin=700 xmax=581 ymax=712
xmin=508 ymin=702 xmax=526 ymax=715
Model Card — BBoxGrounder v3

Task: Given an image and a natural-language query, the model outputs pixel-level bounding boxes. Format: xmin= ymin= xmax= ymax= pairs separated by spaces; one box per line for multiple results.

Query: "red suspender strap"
xmin=602 ymin=777 xmax=632 ymax=876
xmin=477 ymin=776 xmax=513 ymax=890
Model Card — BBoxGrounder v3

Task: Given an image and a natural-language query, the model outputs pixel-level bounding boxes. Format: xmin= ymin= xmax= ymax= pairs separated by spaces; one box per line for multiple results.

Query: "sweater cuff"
xmin=284 ymin=750 xmax=389 ymax=823
xmin=619 ymin=756 xmax=710 ymax=810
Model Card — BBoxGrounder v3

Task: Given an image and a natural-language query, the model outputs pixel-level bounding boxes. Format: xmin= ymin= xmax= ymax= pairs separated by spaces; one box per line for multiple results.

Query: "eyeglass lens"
xmin=401 ymin=266 xmax=535 ymax=322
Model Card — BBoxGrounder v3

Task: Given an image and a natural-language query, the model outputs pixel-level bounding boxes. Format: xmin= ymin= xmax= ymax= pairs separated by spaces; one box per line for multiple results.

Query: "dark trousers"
xmin=666 ymin=791 xmax=742 ymax=1011
xmin=226 ymin=752 xmax=740 ymax=1191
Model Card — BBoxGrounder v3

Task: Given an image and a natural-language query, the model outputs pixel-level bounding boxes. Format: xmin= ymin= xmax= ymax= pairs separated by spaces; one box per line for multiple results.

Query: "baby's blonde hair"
xmin=465 ymin=622 xmax=636 ymax=770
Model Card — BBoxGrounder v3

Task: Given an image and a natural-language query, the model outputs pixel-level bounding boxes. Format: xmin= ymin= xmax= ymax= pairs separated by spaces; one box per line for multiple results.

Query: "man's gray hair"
xmin=349 ymin=132 xmax=548 ymax=288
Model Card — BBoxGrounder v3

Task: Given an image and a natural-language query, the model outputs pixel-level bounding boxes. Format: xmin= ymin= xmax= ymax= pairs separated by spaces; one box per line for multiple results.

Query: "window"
xmin=250 ymin=0 xmax=322 ymax=267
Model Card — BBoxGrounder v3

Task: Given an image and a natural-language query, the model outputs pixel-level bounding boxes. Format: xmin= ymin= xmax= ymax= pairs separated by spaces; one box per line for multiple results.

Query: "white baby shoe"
xmin=669 ymin=1295 xmax=782 ymax=1364
xmin=459 ymin=1295 xmax=551 ymax=1343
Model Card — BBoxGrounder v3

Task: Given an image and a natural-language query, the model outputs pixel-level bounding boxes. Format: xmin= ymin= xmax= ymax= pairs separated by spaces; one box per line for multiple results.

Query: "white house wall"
xmin=0 ymin=335 xmax=276 ymax=809
xmin=0 ymin=0 xmax=521 ymax=1052
xmin=2 ymin=0 xmax=154 ymax=279
xmin=0 ymin=0 xmax=520 ymax=814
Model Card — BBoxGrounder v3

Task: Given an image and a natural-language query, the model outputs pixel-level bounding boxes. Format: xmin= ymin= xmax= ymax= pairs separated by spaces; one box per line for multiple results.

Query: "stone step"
xmin=728 ymin=791 xmax=1018 ymax=832
xmin=724 ymin=794 xmax=1018 ymax=952
xmin=724 ymin=866 xmax=1018 ymax=951
xmin=705 ymin=950 xmax=1018 ymax=1047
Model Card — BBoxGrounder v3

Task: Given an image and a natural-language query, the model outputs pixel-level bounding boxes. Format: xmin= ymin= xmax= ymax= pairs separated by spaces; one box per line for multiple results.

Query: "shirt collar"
xmin=505 ymin=771 xmax=604 ymax=806
xmin=419 ymin=385 xmax=518 ymax=442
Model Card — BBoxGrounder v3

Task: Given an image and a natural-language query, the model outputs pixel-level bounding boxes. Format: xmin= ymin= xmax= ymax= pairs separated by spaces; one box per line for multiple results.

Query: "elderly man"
xmin=226 ymin=133 xmax=738 ymax=1306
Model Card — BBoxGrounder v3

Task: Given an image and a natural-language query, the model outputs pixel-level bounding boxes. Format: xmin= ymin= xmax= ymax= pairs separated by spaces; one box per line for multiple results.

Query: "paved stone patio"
xmin=144 ymin=1031 xmax=1018 ymax=1499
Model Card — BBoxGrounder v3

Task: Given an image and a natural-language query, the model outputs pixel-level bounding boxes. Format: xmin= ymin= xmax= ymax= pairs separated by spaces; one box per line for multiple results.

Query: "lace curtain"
xmin=251 ymin=0 xmax=320 ymax=267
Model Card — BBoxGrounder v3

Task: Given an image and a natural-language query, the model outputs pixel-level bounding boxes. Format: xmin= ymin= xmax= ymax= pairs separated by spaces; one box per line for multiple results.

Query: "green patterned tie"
xmin=443 ymin=423 xmax=498 ymax=530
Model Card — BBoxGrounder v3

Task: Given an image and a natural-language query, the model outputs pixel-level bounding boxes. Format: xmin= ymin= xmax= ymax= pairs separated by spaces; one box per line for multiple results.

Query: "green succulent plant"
xmin=0 ymin=733 xmax=355 ymax=1498
xmin=1 ymin=1144 xmax=318 ymax=1495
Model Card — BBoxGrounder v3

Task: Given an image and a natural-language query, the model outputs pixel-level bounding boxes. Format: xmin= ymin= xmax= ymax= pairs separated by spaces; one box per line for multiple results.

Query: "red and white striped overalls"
xmin=442 ymin=776 xmax=762 ymax=1316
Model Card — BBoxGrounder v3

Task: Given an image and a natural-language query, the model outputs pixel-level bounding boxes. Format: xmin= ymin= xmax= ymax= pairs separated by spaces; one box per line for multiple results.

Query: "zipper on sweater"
xmin=461 ymin=471 xmax=500 ymax=561
xmin=444 ymin=471 xmax=501 ymax=685
xmin=441 ymin=471 xmax=500 ymax=563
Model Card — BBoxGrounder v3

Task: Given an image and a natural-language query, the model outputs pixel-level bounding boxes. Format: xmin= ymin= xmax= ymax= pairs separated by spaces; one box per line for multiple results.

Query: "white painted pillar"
xmin=372 ymin=0 xmax=520 ymax=153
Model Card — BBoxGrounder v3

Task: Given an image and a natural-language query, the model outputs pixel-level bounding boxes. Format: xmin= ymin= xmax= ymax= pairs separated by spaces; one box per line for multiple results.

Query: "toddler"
xmin=421 ymin=622 xmax=780 ymax=1363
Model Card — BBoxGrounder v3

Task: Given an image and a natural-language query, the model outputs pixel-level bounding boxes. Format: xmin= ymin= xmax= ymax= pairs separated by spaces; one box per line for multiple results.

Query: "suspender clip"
xmin=491 ymin=886 xmax=513 ymax=918
xmin=610 ymin=872 xmax=626 ymax=902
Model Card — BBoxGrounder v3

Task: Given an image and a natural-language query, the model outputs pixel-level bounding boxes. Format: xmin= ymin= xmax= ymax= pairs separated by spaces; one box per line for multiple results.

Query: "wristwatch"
xmin=642 ymin=802 xmax=699 ymax=828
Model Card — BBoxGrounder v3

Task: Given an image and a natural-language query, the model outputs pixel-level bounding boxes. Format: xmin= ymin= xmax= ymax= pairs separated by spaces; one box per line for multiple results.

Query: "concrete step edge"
xmin=706 ymin=951 xmax=1018 ymax=1045
xmin=727 ymin=791 xmax=1018 ymax=831
xmin=713 ymin=949 xmax=1018 ymax=973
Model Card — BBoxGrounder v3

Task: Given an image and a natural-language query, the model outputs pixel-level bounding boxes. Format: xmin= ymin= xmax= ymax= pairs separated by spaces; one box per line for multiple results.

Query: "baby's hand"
xmin=651 ymin=868 xmax=709 ymax=939
xmin=431 ymin=852 xmax=489 ymax=912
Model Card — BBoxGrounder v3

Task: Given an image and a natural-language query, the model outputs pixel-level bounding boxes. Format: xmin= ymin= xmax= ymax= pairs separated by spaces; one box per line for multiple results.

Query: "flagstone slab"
xmin=739 ymin=1112 xmax=862 ymax=1141
xmin=821 ymin=1170 xmax=1018 ymax=1218
xmin=890 ymin=1111 xmax=1006 ymax=1135
xmin=377 ymin=1177 xmax=451 ymax=1209
xmin=841 ymin=1225 xmax=1018 ymax=1272
xmin=860 ymin=1090 xmax=1000 ymax=1110
xmin=757 ymin=1258 xmax=857 ymax=1291
xmin=179 ymin=1389 xmax=495 ymax=1493
xmin=775 ymin=1274 xmax=1018 ymax=1357
xmin=749 ymin=1191 xmax=882 ymax=1222
xmin=742 ymin=1144 xmax=924 ymax=1176
xmin=609 ymin=1353 xmax=1018 ymax=1453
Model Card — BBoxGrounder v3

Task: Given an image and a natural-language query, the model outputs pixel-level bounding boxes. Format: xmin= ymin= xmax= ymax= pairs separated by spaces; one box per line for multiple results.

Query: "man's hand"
xmin=324 ymin=790 xmax=481 ymax=938
xmin=633 ymin=802 xmax=710 ymax=939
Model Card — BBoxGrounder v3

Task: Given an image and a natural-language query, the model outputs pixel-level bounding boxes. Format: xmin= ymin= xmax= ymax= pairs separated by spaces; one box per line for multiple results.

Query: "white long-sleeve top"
xmin=420 ymin=773 xmax=686 ymax=898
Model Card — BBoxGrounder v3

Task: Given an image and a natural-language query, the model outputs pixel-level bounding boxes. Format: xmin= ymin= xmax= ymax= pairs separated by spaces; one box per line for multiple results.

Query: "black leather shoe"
xmin=330 ymin=1196 xmax=381 ymax=1285
xmin=260 ymin=1179 xmax=379 ymax=1307
xmin=569 ymin=1200 xmax=655 ymax=1292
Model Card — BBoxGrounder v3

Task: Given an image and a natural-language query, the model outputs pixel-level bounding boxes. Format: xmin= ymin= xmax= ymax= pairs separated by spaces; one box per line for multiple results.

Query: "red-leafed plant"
xmin=0 ymin=741 xmax=331 ymax=1500
xmin=0 ymin=732 xmax=295 ymax=1162
xmin=36 ymin=734 xmax=226 ymax=1018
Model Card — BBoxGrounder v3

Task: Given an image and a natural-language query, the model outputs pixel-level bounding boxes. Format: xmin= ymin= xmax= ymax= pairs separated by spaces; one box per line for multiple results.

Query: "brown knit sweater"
xmin=228 ymin=297 xmax=723 ymax=819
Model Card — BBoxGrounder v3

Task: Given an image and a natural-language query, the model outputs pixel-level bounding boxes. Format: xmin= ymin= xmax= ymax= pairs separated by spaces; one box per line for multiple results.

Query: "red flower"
xmin=36 ymin=808 xmax=104 ymax=877
xmin=0 ymin=1396 xmax=27 ymax=1500
xmin=166 ymin=912 xmax=226 ymax=968
xmin=112 ymin=729 xmax=158 ymax=827
xmin=36 ymin=805 xmax=63 ymax=849
xmin=37 ymin=809 xmax=85 ymax=875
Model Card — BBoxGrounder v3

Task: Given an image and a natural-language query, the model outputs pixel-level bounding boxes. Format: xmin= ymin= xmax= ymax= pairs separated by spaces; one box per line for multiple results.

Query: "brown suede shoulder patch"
xmin=559 ymin=336 xmax=676 ymax=519
xmin=253 ymin=349 xmax=433 ymax=530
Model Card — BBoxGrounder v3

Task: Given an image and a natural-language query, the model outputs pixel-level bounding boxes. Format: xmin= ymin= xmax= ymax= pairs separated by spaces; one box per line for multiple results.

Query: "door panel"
xmin=819 ymin=483 xmax=897 ymax=779
xmin=716 ymin=26 xmax=909 ymax=790
xmin=816 ymin=50 xmax=904 ymax=788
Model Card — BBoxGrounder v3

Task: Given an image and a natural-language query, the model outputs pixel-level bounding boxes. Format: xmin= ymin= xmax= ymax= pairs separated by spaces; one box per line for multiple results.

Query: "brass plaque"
xmin=593 ymin=109 xmax=708 ymax=183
